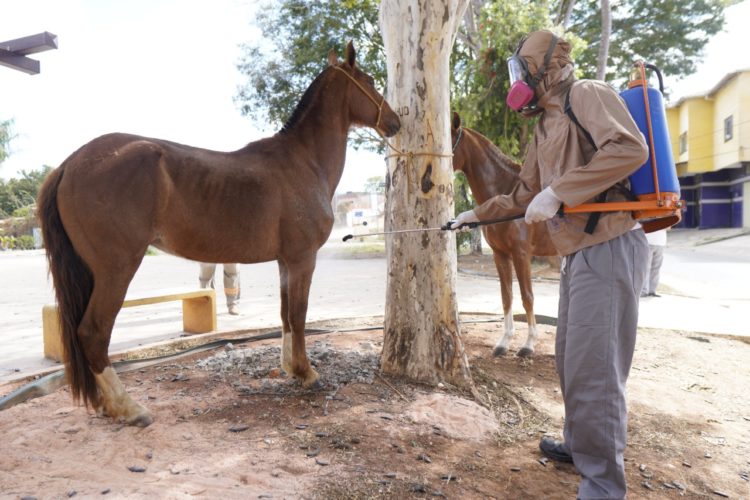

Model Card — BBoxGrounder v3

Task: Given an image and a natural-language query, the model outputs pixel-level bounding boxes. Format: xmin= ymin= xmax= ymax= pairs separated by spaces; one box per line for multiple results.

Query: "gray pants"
xmin=199 ymin=263 xmax=240 ymax=306
xmin=557 ymin=229 xmax=648 ymax=499
xmin=642 ymin=245 xmax=664 ymax=295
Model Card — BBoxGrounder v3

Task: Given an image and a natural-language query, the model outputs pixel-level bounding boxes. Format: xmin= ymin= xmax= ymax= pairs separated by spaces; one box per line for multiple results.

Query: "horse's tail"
xmin=37 ymin=166 xmax=98 ymax=408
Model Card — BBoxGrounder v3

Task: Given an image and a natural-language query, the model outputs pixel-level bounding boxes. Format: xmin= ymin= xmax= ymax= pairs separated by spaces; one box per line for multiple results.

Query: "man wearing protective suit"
xmin=452 ymin=30 xmax=649 ymax=499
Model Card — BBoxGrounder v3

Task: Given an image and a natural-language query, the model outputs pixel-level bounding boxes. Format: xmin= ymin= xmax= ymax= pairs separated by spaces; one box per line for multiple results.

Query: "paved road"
xmin=1 ymin=227 xmax=748 ymax=383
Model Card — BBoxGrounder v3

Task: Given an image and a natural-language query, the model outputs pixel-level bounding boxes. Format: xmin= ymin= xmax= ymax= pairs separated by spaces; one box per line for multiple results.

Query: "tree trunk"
xmin=379 ymin=0 xmax=473 ymax=387
xmin=596 ymin=0 xmax=611 ymax=80
xmin=457 ymin=0 xmax=485 ymax=56
xmin=561 ymin=0 xmax=577 ymax=30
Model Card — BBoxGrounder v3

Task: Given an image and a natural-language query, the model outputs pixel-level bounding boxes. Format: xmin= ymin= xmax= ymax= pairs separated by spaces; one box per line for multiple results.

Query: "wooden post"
xmin=379 ymin=0 xmax=474 ymax=388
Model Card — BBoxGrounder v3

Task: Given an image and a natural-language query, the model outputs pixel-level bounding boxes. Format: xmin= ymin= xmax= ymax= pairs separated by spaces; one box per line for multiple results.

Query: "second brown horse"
xmin=37 ymin=43 xmax=400 ymax=426
xmin=451 ymin=113 xmax=557 ymax=357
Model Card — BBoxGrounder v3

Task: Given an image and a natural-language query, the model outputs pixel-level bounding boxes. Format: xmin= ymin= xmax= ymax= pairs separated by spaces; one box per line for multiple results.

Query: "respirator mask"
xmin=506 ymin=34 xmax=558 ymax=112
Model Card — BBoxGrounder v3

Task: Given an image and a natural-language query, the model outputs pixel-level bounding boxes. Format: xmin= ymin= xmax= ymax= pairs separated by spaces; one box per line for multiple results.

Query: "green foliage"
xmin=0 ymin=234 xmax=35 ymax=251
xmin=235 ymin=0 xmax=383 ymax=133
xmin=12 ymin=205 xmax=34 ymax=218
xmin=568 ymin=0 xmax=732 ymax=88
xmin=0 ymin=166 xmax=53 ymax=218
xmin=16 ymin=234 xmax=35 ymax=250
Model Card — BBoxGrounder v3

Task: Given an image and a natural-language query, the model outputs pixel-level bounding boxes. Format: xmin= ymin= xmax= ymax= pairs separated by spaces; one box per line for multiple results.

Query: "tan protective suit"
xmin=475 ymin=31 xmax=649 ymax=500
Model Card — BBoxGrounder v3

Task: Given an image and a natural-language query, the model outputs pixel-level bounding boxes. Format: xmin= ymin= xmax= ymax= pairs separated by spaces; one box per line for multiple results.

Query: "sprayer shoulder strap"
xmin=564 ymin=85 xmax=604 ymax=234
xmin=564 ymin=85 xmax=598 ymax=151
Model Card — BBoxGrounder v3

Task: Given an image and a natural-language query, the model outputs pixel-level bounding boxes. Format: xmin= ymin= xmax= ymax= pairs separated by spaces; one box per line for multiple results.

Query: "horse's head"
xmin=451 ymin=111 xmax=467 ymax=173
xmin=329 ymin=42 xmax=400 ymax=137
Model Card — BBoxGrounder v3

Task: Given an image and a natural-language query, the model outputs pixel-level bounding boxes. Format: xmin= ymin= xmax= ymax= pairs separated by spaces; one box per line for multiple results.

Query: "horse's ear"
xmin=452 ymin=111 xmax=461 ymax=130
xmin=345 ymin=41 xmax=356 ymax=68
xmin=328 ymin=48 xmax=339 ymax=67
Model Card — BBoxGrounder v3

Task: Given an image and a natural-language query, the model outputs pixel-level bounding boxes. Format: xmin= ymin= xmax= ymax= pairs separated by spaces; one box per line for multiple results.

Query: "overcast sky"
xmin=2 ymin=0 xmax=750 ymax=190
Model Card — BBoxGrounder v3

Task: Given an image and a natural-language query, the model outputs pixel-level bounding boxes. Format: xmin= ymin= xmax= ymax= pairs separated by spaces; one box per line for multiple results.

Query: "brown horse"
xmin=451 ymin=113 xmax=556 ymax=357
xmin=37 ymin=42 xmax=400 ymax=427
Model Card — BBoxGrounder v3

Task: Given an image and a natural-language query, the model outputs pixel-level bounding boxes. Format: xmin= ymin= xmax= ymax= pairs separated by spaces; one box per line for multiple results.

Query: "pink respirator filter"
xmin=506 ymin=82 xmax=535 ymax=111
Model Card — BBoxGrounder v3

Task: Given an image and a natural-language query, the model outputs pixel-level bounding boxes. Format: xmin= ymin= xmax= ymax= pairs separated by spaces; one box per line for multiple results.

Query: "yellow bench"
xmin=42 ymin=288 xmax=217 ymax=361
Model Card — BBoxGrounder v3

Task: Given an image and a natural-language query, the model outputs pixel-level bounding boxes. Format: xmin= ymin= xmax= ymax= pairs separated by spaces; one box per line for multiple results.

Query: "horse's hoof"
xmin=516 ymin=348 xmax=534 ymax=358
xmin=493 ymin=346 xmax=508 ymax=357
xmin=126 ymin=411 xmax=154 ymax=427
xmin=306 ymin=378 xmax=325 ymax=391
xmin=300 ymin=369 xmax=321 ymax=389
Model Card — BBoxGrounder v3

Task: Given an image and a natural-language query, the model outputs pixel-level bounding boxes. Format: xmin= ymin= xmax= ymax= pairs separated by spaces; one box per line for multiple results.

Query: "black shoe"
xmin=650 ymin=292 xmax=661 ymax=297
xmin=539 ymin=437 xmax=573 ymax=463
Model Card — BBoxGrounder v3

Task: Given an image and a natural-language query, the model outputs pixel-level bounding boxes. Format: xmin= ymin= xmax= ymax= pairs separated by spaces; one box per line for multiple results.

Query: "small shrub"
xmin=16 ymin=235 xmax=35 ymax=250
xmin=11 ymin=205 xmax=34 ymax=218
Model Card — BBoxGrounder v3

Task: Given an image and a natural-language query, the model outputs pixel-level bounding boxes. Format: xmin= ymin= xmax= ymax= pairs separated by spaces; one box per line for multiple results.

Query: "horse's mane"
xmin=279 ymin=67 xmax=331 ymax=135
xmin=467 ymin=128 xmax=521 ymax=178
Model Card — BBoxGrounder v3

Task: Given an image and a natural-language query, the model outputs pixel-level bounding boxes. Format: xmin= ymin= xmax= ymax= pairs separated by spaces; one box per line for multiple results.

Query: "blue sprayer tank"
xmin=619 ymin=65 xmax=680 ymax=198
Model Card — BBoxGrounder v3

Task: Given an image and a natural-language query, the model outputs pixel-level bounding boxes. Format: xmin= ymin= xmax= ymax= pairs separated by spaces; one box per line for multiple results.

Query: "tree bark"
xmin=596 ymin=0 xmax=611 ymax=80
xmin=379 ymin=0 xmax=473 ymax=387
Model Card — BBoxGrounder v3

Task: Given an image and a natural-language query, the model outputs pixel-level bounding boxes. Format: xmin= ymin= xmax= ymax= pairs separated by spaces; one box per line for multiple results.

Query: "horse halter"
xmin=332 ymin=65 xmax=385 ymax=134
xmin=452 ymin=126 xmax=463 ymax=152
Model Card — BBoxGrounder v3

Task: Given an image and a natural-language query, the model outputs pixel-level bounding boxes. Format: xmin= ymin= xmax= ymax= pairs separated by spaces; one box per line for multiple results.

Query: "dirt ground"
xmin=1 ymin=299 xmax=749 ymax=500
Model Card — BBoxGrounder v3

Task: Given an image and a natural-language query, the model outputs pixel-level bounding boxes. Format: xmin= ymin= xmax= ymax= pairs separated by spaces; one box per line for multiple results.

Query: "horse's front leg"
xmin=492 ymin=251 xmax=515 ymax=357
xmin=281 ymin=254 xmax=320 ymax=388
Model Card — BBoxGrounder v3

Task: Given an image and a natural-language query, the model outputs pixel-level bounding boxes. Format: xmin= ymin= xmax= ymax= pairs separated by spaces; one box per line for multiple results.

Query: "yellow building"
xmin=667 ymin=69 xmax=750 ymax=228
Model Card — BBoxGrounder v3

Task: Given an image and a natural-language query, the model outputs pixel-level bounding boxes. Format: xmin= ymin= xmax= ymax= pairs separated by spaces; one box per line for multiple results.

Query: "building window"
xmin=724 ymin=115 xmax=733 ymax=142
xmin=679 ymin=132 xmax=687 ymax=154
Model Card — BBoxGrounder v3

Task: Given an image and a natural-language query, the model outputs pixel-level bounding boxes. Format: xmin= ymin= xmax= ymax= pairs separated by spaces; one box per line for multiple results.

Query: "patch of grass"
xmin=345 ymin=242 xmax=385 ymax=254
xmin=320 ymin=241 xmax=385 ymax=259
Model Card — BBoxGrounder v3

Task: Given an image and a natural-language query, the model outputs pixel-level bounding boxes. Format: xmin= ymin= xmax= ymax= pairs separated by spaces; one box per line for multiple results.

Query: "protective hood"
xmin=518 ymin=30 xmax=574 ymax=101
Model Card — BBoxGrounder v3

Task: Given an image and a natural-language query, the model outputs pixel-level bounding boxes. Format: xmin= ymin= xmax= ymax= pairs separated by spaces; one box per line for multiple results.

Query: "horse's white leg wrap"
xmin=94 ymin=367 xmax=152 ymax=427
xmin=493 ymin=312 xmax=515 ymax=355
xmin=519 ymin=323 xmax=538 ymax=356
xmin=501 ymin=313 xmax=515 ymax=347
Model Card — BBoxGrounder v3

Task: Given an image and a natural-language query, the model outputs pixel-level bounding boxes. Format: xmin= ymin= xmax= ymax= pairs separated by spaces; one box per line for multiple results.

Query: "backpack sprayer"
xmin=563 ymin=60 xmax=684 ymax=233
